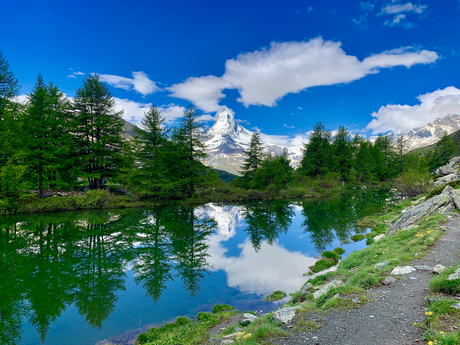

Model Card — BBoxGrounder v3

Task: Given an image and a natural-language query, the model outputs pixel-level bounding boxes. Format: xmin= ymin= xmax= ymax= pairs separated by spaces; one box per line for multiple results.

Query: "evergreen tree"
xmin=252 ymin=150 xmax=293 ymax=192
xmin=170 ymin=105 xmax=207 ymax=198
xmin=373 ymin=135 xmax=396 ymax=181
xmin=73 ymin=74 xmax=124 ymax=190
xmin=427 ymin=133 xmax=458 ymax=171
xmin=354 ymin=140 xmax=375 ymax=182
xmin=300 ymin=122 xmax=333 ymax=177
xmin=241 ymin=129 xmax=264 ymax=181
xmin=0 ymin=51 xmax=19 ymax=117
xmin=395 ymin=135 xmax=408 ymax=173
xmin=331 ymin=126 xmax=353 ymax=181
xmin=132 ymin=106 xmax=171 ymax=199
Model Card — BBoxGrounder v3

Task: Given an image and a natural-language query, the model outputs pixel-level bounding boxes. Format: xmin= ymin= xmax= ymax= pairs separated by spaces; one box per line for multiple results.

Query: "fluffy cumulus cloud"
xmin=168 ymin=38 xmax=438 ymax=113
xmin=100 ymin=71 xmax=160 ymax=96
xmin=366 ymin=87 xmax=460 ymax=134
xmin=67 ymin=70 xmax=85 ymax=79
xmin=113 ymin=98 xmax=185 ymax=126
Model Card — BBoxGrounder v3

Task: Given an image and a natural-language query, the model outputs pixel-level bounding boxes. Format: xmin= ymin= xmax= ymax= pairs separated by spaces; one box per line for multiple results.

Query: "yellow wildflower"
xmin=425 ymin=311 xmax=433 ymax=316
xmin=243 ymin=333 xmax=252 ymax=339
xmin=428 ymin=341 xmax=433 ymax=345
xmin=414 ymin=322 xmax=417 ymax=326
xmin=439 ymin=331 xmax=444 ymax=334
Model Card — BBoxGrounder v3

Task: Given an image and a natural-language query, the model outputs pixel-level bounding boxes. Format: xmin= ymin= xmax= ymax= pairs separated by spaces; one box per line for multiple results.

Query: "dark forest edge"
xmin=1 ymin=51 xmax=458 ymax=216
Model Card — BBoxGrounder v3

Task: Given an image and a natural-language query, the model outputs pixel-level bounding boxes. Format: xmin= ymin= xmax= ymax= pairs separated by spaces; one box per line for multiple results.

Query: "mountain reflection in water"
xmin=0 ymin=189 xmax=391 ymax=345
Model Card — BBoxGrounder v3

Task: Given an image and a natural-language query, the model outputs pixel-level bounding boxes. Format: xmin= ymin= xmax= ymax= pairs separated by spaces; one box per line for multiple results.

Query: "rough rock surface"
xmin=433 ymin=264 xmax=446 ymax=274
xmin=448 ymin=268 xmax=460 ymax=281
xmin=390 ymin=266 xmax=416 ymax=275
xmin=435 ymin=165 xmax=457 ymax=176
xmin=272 ymin=306 xmax=302 ymax=324
xmin=374 ymin=260 xmax=391 ymax=270
xmin=313 ymin=280 xmax=344 ymax=299
xmin=373 ymin=234 xmax=385 ymax=242
xmin=382 ymin=276 xmax=397 ymax=285
xmin=242 ymin=313 xmax=258 ymax=322
xmin=271 ymin=217 xmax=460 ymax=345
xmin=434 ymin=173 xmax=460 ymax=187
xmin=389 ymin=186 xmax=459 ymax=234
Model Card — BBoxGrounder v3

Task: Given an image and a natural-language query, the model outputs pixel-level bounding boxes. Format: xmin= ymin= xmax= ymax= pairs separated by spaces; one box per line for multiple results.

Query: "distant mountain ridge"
xmin=371 ymin=114 xmax=460 ymax=151
xmin=204 ymin=109 xmax=303 ymax=175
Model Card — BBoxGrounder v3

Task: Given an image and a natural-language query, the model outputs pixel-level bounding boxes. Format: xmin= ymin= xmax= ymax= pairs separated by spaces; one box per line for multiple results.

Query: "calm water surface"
xmin=0 ymin=190 xmax=392 ymax=345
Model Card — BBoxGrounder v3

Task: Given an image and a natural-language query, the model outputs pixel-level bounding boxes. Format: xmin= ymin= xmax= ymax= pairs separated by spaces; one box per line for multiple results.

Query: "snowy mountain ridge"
xmin=204 ymin=108 xmax=303 ymax=175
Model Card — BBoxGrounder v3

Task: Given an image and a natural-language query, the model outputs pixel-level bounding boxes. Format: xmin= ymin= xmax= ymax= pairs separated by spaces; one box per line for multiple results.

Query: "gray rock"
xmin=374 ymin=234 xmax=385 ymax=242
xmin=221 ymin=340 xmax=235 ymax=344
xmin=383 ymin=276 xmax=397 ymax=285
xmin=222 ymin=332 xmax=238 ymax=339
xmin=242 ymin=313 xmax=258 ymax=322
xmin=435 ymin=165 xmax=457 ymax=176
xmin=389 ymin=186 xmax=460 ymax=234
xmin=313 ymin=280 xmax=344 ymax=299
xmin=301 ymin=283 xmax=313 ymax=293
xmin=272 ymin=306 xmax=302 ymax=324
xmin=433 ymin=264 xmax=446 ymax=274
xmin=374 ymin=260 xmax=391 ymax=270
xmin=415 ymin=265 xmax=433 ymax=271
xmin=391 ymin=266 xmax=416 ymax=275
xmin=452 ymin=303 xmax=460 ymax=310
xmin=448 ymin=268 xmax=460 ymax=281
xmin=434 ymin=173 xmax=460 ymax=187
xmin=351 ymin=297 xmax=360 ymax=303
xmin=400 ymin=224 xmax=420 ymax=232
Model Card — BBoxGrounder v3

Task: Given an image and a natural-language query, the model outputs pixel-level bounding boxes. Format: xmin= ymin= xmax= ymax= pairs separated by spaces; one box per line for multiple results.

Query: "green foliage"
xmin=240 ymin=129 xmax=264 ymax=182
xmin=263 ymin=290 xmax=287 ymax=301
xmin=212 ymin=304 xmax=236 ymax=313
xmin=73 ymin=74 xmax=125 ymax=190
xmin=0 ymin=50 xmax=20 ymax=114
xmin=427 ymin=133 xmax=458 ymax=172
xmin=322 ymin=250 xmax=340 ymax=261
xmin=429 ymin=264 xmax=460 ymax=295
xmin=215 ymin=169 xmax=238 ymax=183
xmin=301 ymin=122 xmax=333 ymax=177
xmin=395 ymin=169 xmax=432 ymax=195
xmin=252 ymin=150 xmax=293 ymax=192
xmin=350 ymin=234 xmax=365 ymax=242
xmin=334 ymin=247 xmax=345 ymax=255
xmin=309 ymin=259 xmax=336 ymax=273
xmin=427 ymin=181 xmax=460 ymax=199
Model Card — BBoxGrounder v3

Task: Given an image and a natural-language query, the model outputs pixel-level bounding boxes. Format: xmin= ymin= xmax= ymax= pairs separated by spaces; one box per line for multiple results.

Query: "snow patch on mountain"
xmin=204 ymin=108 xmax=304 ymax=174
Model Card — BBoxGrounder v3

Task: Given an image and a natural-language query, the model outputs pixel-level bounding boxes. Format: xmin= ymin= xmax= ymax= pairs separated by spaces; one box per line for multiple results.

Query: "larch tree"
xmin=241 ymin=129 xmax=264 ymax=181
xmin=73 ymin=74 xmax=124 ymax=190
xmin=301 ymin=122 xmax=333 ymax=177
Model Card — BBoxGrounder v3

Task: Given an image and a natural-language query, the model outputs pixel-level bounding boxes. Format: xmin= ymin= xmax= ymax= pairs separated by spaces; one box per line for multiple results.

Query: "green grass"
xmin=212 ymin=304 xmax=236 ymax=313
xmin=263 ymin=290 xmax=287 ymax=302
xmin=422 ymin=298 xmax=460 ymax=344
xmin=350 ymin=234 xmax=365 ymax=242
xmin=429 ymin=264 xmax=460 ymax=295
xmin=137 ymin=305 xmax=237 ymax=345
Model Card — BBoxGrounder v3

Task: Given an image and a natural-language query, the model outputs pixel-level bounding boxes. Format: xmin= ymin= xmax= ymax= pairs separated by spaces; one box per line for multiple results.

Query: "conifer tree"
xmin=395 ymin=135 xmax=408 ymax=173
xmin=132 ymin=106 xmax=171 ymax=199
xmin=0 ymin=51 xmax=19 ymax=117
xmin=241 ymin=129 xmax=264 ymax=181
xmin=170 ymin=105 xmax=207 ymax=198
xmin=301 ymin=122 xmax=333 ymax=177
xmin=428 ymin=133 xmax=458 ymax=171
xmin=73 ymin=74 xmax=124 ymax=190
xmin=332 ymin=126 xmax=353 ymax=181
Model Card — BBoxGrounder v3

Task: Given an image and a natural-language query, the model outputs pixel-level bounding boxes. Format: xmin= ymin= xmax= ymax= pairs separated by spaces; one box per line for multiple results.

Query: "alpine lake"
xmin=1 ymin=189 xmax=394 ymax=345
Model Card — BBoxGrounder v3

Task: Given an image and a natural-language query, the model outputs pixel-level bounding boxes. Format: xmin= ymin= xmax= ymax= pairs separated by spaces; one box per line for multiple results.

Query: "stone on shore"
xmin=242 ymin=313 xmax=258 ymax=322
xmin=391 ymin=266 xmax=416 ymax=275
xmin=389 ymin=186 xmax=459 ymax=235
xmin=433 ymin=264 xmax=446 ymax=274
xmin=452 ymin=303 xmax=460 ymax=310
xmin=448 ymin=268 xmax=460 ymax=281
xmin=313 ymin=280 xmax=344 ymax=299
xmin=374 ymin=234 xmax=385 ymax=242
xmin=272 ymin=306 xmax=302 ymax=324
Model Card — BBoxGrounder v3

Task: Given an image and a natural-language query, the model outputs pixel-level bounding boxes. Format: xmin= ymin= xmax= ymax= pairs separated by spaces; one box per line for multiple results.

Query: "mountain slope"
xmin=204 ymin=109 xmax=303 ymax=174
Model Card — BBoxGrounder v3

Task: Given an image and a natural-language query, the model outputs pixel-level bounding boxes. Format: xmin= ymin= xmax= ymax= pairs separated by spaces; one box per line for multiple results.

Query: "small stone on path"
xmin=313 ymin=280 xmax=344 ymax=299
xmin=452 ymin=303 xmax=460 ymax=310
xmin=391 ymin=266 xmax=416 ymax=275
xmin=415 ymin=265 xmax=433 ymax=271
xmin=433 ymin=264 xmax=446 ymax=274
xmin=383 ymin=276 xmax=397 ymax=285
xmin=374 ymin=260 xmax=391 ymax=270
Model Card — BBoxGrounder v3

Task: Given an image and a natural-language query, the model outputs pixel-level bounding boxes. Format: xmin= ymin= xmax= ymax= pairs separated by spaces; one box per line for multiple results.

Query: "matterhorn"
xmin=204 ymin=108 xmax=302 ymax=175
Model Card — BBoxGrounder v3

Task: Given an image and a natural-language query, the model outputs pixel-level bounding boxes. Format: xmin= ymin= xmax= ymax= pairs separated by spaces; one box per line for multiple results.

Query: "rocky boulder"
xmin=389 ymin=185 xmax=460 ymax=234
xmin=434 ymin=173 xmax=460 ymax=187
xmin=435 ymin=156 xmax=460 ymax=176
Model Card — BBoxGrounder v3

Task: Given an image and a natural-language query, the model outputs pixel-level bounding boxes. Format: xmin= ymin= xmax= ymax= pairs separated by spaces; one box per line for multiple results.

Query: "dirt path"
xmin=272 ymin=218 xmax=460 ymax=345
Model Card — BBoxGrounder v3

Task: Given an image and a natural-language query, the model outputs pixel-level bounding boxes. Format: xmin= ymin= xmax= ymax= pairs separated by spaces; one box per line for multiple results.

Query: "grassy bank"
xmin=1 ymin=180 xmax=394 ymax=216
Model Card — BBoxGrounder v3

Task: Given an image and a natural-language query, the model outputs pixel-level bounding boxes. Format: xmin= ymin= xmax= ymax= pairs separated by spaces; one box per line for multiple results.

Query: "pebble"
xmin=433 ymin=264 xmax=446 ymax=274
xmin=452 ymin=303 xmax=460 ymax=310
xmin=391 ymin=266 xmax=416 ymax=275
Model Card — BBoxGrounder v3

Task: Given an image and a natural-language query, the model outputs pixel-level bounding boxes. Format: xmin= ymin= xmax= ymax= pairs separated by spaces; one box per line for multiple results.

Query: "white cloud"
xmin=73 ymin=71 xmax=85 ymax=76
xmin=113 ymin=98 xmax=185 ymax=126
xmin=199 ymin=114 xmax=216 ymax=122
xmin=379 ymin=2 xmax=427 ymax=29
xmin=366 ymin=86 xmax=460 ymax=133
xmin=352 ymin=14 xmax=369 ymax=29
xmin=359 ymin=1 xmax=376 ymax=12
xmin=168 ymin=38 xmax=438 ymax=112
xmin=100 ymin=71 xmax=160 ymax=96
xmin=298 ymin=106 xmax=303 ymax=110
xmin=380 ymin=2 xmax=427 ymax=15
xmin=67 ymin=74 xmax=77 ymax=79
xmin=283 ymin=124 xmax=295 ymax=129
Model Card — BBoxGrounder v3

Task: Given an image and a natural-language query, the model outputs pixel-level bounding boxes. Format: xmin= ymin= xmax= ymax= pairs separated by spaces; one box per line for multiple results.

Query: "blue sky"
xmin=2 ymin=0 xmax=460 ymax=145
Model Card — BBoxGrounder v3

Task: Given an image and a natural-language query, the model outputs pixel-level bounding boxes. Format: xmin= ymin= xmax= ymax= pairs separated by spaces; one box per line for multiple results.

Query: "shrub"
xmin=395 ymin=169 xmax=432 ymax=196
xmin=334 ymin=247 xmax=345 ymax=255
xmin=322 ymin=250 xmax=340 ymax=261
xmin=309 ymin=259 xmax=336 ymax=273
xmin=351 ymin=234 xmax=365 ymax=242
xmin=264 ymin=290 xmax=287 ymax=302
